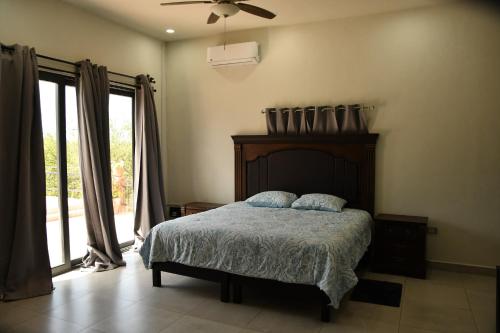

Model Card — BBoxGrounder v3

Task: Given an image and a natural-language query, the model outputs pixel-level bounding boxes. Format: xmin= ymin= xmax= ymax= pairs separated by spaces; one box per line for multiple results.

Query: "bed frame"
xmin=152 ymin=134 xmax=378 ymax=322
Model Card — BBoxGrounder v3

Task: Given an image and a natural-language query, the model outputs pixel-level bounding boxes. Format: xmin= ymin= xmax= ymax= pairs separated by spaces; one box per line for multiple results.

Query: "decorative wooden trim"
xmin=366 ymin=143 xmax=376 ymax=215
xmin=234 ymin=144 xmax=242 ymax=201
xmin=232 ymin=134 xmax=379 ymax=145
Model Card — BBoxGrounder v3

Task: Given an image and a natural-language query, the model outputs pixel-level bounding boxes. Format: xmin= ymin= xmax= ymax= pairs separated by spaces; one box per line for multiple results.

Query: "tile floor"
xmin=0 ymin=252 xmax=496 ymax=333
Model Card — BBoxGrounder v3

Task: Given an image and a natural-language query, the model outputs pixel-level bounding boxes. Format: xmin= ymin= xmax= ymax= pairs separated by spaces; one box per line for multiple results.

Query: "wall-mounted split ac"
xmin=207 ymin=41 xmax=259 ymax=68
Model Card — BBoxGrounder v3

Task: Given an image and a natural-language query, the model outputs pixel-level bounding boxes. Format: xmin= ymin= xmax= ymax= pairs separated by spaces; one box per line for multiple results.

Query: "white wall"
xmin=0 ymin=0 xmax=168 ymax=199
xmin=164 ymin=2 xmax=500 ymax=268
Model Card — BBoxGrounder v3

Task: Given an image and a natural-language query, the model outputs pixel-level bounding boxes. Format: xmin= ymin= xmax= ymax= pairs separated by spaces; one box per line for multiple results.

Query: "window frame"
xmin=39 ymin=71 xmax=136 ymax=275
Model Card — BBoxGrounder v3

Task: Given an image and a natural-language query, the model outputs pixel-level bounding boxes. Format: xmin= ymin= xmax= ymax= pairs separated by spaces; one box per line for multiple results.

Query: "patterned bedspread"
xmin=140 ymin=202 xmax=371 ymax=308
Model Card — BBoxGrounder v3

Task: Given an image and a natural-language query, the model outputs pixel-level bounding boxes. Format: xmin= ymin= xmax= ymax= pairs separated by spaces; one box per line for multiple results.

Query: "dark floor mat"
xmin=350 ymin=278 xmax=403 ymax=307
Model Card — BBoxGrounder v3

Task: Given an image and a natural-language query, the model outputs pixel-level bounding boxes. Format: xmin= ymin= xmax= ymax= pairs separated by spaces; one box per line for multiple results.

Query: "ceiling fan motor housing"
xmin=212 ymin=3 xmax=240 ymax=17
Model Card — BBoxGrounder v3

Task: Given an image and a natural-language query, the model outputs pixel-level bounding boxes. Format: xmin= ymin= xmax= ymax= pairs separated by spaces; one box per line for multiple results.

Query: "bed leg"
xmin=152 ymin=267 xmax=161 ymax=287
xmin=320 ymin=291 xmax=331 ymax=322
xmin=220 ymin=274 xmax=230 ymax=303
xmin=232 ymin=282 xmax=242 ymax=304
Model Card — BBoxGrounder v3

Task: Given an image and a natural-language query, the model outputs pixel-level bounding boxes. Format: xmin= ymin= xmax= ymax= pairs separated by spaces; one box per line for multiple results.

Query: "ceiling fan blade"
xmin=236 ymin=3 xmax=276 ymax=19
xmin=160 ymin=1 xmax=213 ymax=6
xmin=207 ymin=12 xmax=220 ymax=24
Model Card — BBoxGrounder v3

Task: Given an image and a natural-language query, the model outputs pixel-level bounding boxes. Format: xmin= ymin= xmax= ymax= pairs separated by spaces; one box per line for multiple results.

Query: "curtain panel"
xmin=0 ymin=44 xmax=53 ymax=300
xmin=265 ymin=105 xmax=368 ymax=135
xmin=76 ymin=60 xmax=125 ymax=271
xmin=133 ymin=75 xmax=166 ymax=246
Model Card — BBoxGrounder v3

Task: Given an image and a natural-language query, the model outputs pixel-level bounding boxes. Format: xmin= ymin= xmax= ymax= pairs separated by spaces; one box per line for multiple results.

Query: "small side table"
xmin=372 ymin=213 xmax=428 ymax=279
xmin=181 ymin=202 xmax=224 ymax=217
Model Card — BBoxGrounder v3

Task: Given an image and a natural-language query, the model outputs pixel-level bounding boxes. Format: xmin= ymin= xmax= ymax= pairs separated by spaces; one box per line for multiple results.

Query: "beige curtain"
xmin=133 ymin=75 xmax=166 ymax=246
xmin=312 ymin=106 xmax=325 ymax=134
xmin=265 ymin=108 xmax=277 ymax=135
xmin=275 ymin=108 xmax=288 ymax=135
xmin=286 ymin=109 xmax=299 ymax=135
xmin=0 ymin=44 xmax=53 ymax=300
xmin=76 ymin=60 xmax=125 ymax=272
xmin=265 ymin=104 xmax=368 ymax=135
xmin=325 ymin=107 xmax=340 ymax=134
xmin=341 ymin=104 xmax=368 ymax=134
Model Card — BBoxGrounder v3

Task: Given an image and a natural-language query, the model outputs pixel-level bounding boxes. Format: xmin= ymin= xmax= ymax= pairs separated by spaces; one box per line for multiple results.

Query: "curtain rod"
xmin=261 ymin=105 xmax=376 ymax=113
xmin=38 ymin=65 xmax=141 ymax=89
xmin=1 ymin=44 xmax=155 ymax=84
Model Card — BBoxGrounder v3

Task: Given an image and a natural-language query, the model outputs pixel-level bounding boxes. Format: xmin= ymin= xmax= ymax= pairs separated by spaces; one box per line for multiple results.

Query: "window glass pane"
xmin=109 ymin=94 xmax=134 ymax=244
xmin=65 ymin=86 xmax=88 ymax=261
xmin=40 ymin=80 xmax=64 ymax=268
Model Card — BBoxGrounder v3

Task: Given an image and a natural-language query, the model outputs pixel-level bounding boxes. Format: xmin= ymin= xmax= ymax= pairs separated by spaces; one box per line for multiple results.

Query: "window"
xmin=39 ymin=72 xmax=135 ymax=274
xmin=109 ymin=92 xmax=135 ymax=245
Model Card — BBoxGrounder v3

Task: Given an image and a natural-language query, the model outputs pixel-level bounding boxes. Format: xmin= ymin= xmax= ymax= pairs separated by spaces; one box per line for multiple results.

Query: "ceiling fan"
xmin=160 ymin=0 xmax=276 ymax=24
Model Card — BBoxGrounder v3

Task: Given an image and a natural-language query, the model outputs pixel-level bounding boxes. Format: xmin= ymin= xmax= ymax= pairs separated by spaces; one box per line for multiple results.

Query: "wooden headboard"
xmin=232 ymin=135 xmax=378 ymax=215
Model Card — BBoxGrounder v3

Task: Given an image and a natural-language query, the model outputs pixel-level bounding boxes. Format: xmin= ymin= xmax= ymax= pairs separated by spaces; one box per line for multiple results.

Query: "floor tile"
xmin=246 ymin=303 xmax=323 ymax=333
xmin=137 ymin=287 xmax=210 ymax=314
xmin=14 ymin=287 xmax=90 ymax=314
xmin=90 ymin=303 xmax=182 ymax=333
xmin=0 ymin=300 xmax=19 ymax=312
xmin=405 ymin=278 xmax=470 ymax=309
xmin=462 ymin=274 xmax=496 ymax=293
xmin=137 ymin=276 xmax=220 ymax=314
xmin=401 ymin=300 xmax=477 ymax=333
xmin=319 ymin=318 xmax=399 ymax=333
xmin=467 ymin=290 xmax=496 ymax=333
xmin=95 ymin=274 xmax=158 ymax=302
xmin=52 ymin=272 xmax=116 ymax=296
xmin=337 ymin=300 xmax=401 ymax=325
xmin=423 ymin=269 xmax=465 ymax=288
xmin=6 ymin=314 xmax=84 ymax=333
xmin=46 ymin=292 xmax=135 ymax=327
xmin=398 ymin=325 xmax=442 ymax=333
xmin=188 ymin=297 xmax=261 ymax=328
xmin=0 ymin=304 xmax=41 ymax=332
xmin=160 ymin=315 xmax=242 ymax=333
xmin=80 ymin=329 xmax=106 ymax=333
xmin=317 ymin=300 xmax=400 ymax=333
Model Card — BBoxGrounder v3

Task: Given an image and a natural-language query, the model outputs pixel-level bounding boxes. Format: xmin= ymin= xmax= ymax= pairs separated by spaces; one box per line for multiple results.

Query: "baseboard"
xmin=428 ymin=260 xmax=496 ymax=276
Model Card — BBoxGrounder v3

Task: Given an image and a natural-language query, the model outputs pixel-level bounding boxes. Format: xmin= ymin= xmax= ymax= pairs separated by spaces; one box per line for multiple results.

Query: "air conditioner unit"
xmin=207 ymin=42 xmax=260 ymax=68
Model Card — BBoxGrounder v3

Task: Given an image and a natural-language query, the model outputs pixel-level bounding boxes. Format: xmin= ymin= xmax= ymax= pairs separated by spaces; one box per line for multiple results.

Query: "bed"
xmin=140 ymin=134 xmax=378 ymax=322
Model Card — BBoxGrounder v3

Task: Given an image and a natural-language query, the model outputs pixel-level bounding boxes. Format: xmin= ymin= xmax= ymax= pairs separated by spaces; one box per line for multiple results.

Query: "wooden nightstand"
xmin=181 ymin=202 xmax=224 ymax=217
xmin=372 ymin=214 xmax=428 ymax=279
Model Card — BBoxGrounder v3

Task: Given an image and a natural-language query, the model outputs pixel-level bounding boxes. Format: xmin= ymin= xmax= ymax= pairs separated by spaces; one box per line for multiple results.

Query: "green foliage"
xmin=44 ymin=122 xmax=133 ymax=204
xmin=44 ymin=134 xmax=59 ymax=197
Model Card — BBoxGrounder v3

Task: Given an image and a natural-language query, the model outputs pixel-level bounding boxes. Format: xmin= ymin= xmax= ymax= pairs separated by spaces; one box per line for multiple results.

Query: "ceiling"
xmin=63 ymin=0 xmax=453 ymax=41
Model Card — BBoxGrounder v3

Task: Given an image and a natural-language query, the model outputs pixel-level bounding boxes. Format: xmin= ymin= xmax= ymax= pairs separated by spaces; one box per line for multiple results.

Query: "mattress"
xmin=139 ymin=202 xmax=372 ymax=308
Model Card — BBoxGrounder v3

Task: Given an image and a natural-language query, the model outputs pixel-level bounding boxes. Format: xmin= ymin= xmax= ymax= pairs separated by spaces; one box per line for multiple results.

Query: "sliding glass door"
xmin=40 ymin=79 xmax=67 ymax=272
xmin=109 ymin=92 xmax=135 ymax=245
xmin=39 ymin=72 xmax=135 ymax=274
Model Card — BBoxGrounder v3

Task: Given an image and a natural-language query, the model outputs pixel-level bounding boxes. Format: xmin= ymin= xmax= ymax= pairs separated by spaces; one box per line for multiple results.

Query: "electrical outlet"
xmin=427 ymin=226 xmax=438 ymax=235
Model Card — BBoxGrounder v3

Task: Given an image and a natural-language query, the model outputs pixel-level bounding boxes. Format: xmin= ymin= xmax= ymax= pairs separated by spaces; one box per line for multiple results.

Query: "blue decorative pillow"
xmin=291 ymin=193 xmax=347 ymax=212
xmin=245 ymin=191 xmax=298 ymax=208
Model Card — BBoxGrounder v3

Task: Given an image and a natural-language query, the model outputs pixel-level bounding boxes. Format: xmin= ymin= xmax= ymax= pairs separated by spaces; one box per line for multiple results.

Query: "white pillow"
xmin=291 ymin=193 xmax=347 ymax=212
xmin=245 ymin=191 xmax=298 ymax=208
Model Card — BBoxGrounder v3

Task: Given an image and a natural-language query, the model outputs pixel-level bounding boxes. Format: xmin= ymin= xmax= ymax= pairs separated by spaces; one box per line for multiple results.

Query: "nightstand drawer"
xmin=375 ymin=241 xmax=423 ymax=260
xmin=372 ymin=213 xmax=428 ymax=279
xmin=376 ymin=222 xmax=425 ymax=241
